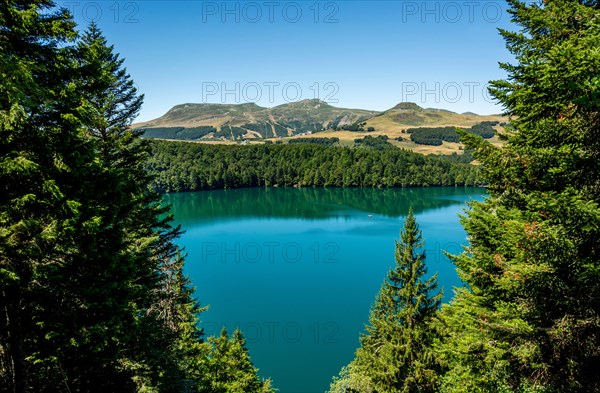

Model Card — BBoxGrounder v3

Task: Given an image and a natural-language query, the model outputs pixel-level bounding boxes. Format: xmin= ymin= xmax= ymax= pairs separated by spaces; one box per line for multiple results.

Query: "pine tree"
xmin=204 ymin=328 xmax=274 ymax=393
xmin=442 ymin=1 xmax=600 ymax=391
xmin=330 ymin=209 xmax=443 ymax=393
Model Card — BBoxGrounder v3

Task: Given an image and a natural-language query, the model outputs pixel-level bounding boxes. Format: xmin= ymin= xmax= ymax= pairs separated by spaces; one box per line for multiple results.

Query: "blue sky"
xmin=58 ymin=1 xmax=515 ymax=122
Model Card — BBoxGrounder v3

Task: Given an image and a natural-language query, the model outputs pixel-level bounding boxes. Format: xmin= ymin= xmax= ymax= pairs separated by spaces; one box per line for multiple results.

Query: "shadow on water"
xmin=163 ymin=187 xmax=485 ymax=225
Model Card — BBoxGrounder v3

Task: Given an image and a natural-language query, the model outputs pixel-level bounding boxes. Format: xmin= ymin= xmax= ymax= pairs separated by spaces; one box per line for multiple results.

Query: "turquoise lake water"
xmin=164 ymin=187 xmax=486 ymax=393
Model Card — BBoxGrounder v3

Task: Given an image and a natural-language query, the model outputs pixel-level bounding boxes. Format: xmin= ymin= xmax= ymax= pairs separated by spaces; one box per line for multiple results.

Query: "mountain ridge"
xmin=133 ymin=100 xmax=507 ymax=151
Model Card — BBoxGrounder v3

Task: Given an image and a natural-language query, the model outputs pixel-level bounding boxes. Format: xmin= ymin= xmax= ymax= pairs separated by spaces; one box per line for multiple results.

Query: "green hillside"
xmin=133 ymin=99 xmax=378 ymax=140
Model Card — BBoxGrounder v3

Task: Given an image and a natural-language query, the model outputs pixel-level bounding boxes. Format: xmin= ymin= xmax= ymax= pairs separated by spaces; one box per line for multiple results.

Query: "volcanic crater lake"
xmin=164 ymin=187 xmax=486 ymax=393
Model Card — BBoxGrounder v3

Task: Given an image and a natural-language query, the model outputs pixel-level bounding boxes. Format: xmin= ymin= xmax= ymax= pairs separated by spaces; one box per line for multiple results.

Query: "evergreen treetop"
xmin=444 ymin=1 xmax=600 ymax=391
xmin=330 ymin=209 xmax=443 ymax=393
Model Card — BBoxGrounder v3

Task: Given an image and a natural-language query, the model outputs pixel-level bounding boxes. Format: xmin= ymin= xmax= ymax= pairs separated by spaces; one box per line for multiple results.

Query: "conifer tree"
xmin=0 ymin=6 xmax=199 ymax=390
xmin=73 ymin=20 xmax=158 ymax=379
xmin=58 ymin=22 xmax=209 ymax=390
xmin=0 ymin=1 xmax=87 ymax=390
xmin=330 ymin=209 xmax=443 ymax=393
xmin=204 ymin=328 xmax=274 ymax=393
xmin=1 ymin=5 xmax=274 ymax=390
xmin=442 ymin=1 xmax=600 ymax=391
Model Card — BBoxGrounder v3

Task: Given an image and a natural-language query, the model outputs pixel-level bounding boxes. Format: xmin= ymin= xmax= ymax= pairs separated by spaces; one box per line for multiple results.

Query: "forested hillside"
xmin=146 ymin=141 xmax=482 ymax=192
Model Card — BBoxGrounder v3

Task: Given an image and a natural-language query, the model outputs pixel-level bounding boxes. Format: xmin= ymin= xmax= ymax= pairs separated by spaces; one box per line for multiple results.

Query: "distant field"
xmin=151 ymin=125 xmax=506 ymax=155
xmin=263 ymin=124 xmax=506 ymax=155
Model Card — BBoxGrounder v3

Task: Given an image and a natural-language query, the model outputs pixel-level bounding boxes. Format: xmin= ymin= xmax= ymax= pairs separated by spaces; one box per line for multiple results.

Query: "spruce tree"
xmin=204 ymin=328 xmax=274 ymax=393
xmin=60 ymin=22 xmax=210 ymax=391
xmin=330 ymin=209 xmax=443 ymax=393
xmin=442 ymin=1 xmax=600 ymax=391
xmin=72 ymin=21 xmax=157 ymax=385
xmin=0 ymin=1 xmax=87 ymax=390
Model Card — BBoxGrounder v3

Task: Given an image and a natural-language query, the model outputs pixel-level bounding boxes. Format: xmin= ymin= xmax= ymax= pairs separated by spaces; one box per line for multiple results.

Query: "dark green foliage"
xmin=288 ymin=137 xmax=340 ymax=146
xmin=274 ymin=123 xmax=289 ymax=135
xmin=329 ymin=210 xmax=443 ymax=392
xmin=0 ymin=1 xmax=84 ymax=390
xmin=233 ymin=122 xmax=290 ymax=138
xmin=430 ymin=149 xmax=476 ymax=164
xmin=355 ymin=135 xmax=394 ymax=150
xmin=0 ymin=17 xmax=205 ymax=391
xmin=468 ymin=123 xmax=496 ymax=138
xmin=412 ymin=137 xmax=444 ymax=146
xmin=334 ymin=121 xmax=368 ymax=131
xmin=201 ymin=329 xmax=273 ymax=393
xmin=408 ymin=126 xmax=459 ymax=145
xmin=216 ymin=125 xmax=246 ymax=139
xmin=141 ymin=126 xmax=216 ymax=140
xmin=146 ymin=141 xmax=482 ymax=192
xmin=441 ymin=1 xmax=600 ymax=392
xmin=281 ymin=120 xmax=322 ymax=134
xmin=477 ymin=121 xmax=499 ymax=127
xmin=72 ymin=23 xmax=205 ymax=391
xmin=239 ymin=123 xmax=274 ymax=138
xmin=143 ymin=126 xmax=185 ymax=136
xmin=408 ymin=123 xmax=496 ymax=146
xmin=0 ymin=4 xmax=274 ymax=392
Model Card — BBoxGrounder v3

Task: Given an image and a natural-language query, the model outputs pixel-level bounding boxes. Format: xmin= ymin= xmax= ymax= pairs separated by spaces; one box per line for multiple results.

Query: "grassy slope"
xmin=269 ymin=103 xmax=507 ymax=155
xmin=133 ymin=99 xmax=378 ymax=138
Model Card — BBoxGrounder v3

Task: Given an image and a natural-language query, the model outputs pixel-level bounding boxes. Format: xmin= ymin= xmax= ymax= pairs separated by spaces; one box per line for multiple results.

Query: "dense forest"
xmin=354 ymin=135 xmax=395 ymax=150
xmin=330 ymin=0 xmax=600 ymax=392
xmin=140 ymin=126 xmax=218 ymax=140
xmin=288 ymin=137 xmax=340 ymax=146
xmin=0 ymin=2 xmax=272 ymax=392
xmin=407 ymin=122 xmax=498 ymax=146
xmin=146 ymin=141 xmax=482 ymax=192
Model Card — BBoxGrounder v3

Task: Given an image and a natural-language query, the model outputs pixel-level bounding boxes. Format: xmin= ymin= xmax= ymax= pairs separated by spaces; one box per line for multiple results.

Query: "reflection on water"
xmin=164 ymin=187 xmax=485 ymax=224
